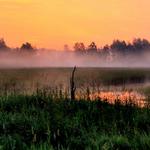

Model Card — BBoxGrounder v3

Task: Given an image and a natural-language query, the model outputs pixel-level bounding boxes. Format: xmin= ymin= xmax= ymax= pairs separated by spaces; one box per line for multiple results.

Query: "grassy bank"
xmin=0 ymin=91 xmax=149 ymax=150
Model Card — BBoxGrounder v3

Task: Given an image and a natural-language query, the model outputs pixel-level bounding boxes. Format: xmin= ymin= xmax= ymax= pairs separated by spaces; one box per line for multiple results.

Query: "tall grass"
xmin=0 ymin=89 xmax=149 ymax=150
xmin=0 ymin=68 xmax=149 ymax=149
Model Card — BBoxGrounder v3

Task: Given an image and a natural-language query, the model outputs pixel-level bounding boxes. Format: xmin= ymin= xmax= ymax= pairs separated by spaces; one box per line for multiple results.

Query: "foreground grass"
xmin=0 ymin=92 xmax=149 ymax=150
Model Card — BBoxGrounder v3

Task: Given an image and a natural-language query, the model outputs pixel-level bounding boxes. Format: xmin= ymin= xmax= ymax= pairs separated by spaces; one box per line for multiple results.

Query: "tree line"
xmin=0 ymin=38 xmax=35 ymax=53
xmin=73 ymin=38 xmax=150 ymax=54
xmin=1 ymin=38 xmax=150 ymax=56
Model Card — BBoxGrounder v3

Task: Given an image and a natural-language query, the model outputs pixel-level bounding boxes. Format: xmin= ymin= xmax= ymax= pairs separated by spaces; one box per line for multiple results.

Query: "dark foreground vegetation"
xmin=0 ymin=91 xmax=150 ymax=150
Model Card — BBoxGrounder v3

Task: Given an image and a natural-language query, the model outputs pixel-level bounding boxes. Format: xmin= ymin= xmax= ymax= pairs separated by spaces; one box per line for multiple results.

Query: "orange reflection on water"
xmin=90 ymin=91 xmax=146 ymax=107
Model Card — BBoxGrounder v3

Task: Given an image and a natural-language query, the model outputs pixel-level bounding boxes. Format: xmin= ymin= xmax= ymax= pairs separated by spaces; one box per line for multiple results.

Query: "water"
xmin=89 ymin=91 xmax=146 ymax=107
xmin=0 ymin=67 xmax=149 ymax=107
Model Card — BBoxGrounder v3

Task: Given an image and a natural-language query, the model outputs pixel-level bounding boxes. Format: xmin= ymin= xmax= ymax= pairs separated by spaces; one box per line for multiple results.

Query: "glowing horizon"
xmin=1 ymin=0 xmax=150 ymax=49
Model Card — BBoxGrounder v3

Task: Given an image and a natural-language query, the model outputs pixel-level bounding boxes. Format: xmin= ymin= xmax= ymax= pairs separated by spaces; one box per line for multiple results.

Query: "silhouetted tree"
xmin=20 ymin=42 xmax=36 ymax=54
xmin=110 ymin=40 xmax=127 ymax=51
xmin=100 ymin=44 xmax=110 ymax=58
xmin=0 ymin=38 xmax=9 ymax=51
xmin=142 ymin=39 xmax=150 ymax=48
xmin=132 ymin=38 xmax=150 ymax=51
xmin=87 ymin=42 xmax=97 ymax=53
xmin=74 ymin=42 xmax=85 ymax=53
xmin=110 ymin=40 xmax=128 ymax=57
xmin=103 ymin=44 xmax=109 ymax=51
xmin=124 ymin=42 xmax=134 ymax=55
xmin=126 ymin=42 xmax=133 ymax=50
xmin=21 ymin=42 xmax=34 ymax=50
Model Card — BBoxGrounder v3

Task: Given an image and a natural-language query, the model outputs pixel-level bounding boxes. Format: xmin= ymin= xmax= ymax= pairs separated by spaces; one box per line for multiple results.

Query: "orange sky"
xmin=0 ymin=0 xmax=150 ymax=49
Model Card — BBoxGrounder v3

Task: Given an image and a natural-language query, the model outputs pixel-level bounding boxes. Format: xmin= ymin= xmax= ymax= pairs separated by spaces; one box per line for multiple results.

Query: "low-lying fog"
xmin=0 ymin=49 xmax=150 ymax=68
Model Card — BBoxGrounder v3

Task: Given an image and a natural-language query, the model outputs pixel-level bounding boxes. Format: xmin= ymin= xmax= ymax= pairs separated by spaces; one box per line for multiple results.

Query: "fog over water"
xmin=0 ymin=49 xmax=150 ymax=68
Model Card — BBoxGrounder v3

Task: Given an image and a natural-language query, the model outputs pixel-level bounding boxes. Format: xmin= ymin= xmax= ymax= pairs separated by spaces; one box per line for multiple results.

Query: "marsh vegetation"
xmin=0 ymin=67 xmax=149 ymax=150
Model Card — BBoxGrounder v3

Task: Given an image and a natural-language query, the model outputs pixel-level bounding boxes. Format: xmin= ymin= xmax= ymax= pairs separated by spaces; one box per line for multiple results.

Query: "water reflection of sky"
xmin=89 ymin=91 xmax=146 ymax=107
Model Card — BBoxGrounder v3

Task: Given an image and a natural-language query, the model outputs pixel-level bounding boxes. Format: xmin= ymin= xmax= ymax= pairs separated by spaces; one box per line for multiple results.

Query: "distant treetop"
xmin=0 ymin=38 xmax=9 ymax=50
xmin=20 ymin=42 xmax=34 ymax=50
xmin=87 ymin=42 xmax=97 ymax=52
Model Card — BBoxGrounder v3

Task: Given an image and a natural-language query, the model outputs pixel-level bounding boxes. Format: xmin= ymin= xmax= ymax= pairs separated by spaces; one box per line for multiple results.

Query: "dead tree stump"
xmin=70 ymin=66 xmax=76 ymax=100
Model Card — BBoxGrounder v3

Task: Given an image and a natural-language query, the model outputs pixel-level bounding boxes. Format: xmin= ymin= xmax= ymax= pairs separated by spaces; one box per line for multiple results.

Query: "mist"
xmin=0 ymin=49 xmax=150 ymax=68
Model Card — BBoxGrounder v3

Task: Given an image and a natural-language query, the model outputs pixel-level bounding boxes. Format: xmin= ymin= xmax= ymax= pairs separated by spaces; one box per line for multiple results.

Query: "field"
xmin=0 ymin=67 xmax=150 ymax=150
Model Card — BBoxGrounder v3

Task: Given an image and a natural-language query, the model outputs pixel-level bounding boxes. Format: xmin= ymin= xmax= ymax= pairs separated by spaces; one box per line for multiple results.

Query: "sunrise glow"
xmin=1 ymin=0 xmax=150 ymax=49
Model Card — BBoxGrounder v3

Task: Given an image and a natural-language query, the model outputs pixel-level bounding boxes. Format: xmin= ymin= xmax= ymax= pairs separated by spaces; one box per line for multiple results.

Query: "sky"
xmin=0 ymin=0 xmax=150 ymax=49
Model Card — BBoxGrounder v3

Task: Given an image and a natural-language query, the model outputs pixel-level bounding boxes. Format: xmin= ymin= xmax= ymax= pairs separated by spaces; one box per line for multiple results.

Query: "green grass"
xmin=0 ymin=91 xmax=149 ymax=150
xmin=0 ymin=68 xmax=149 ymax=149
